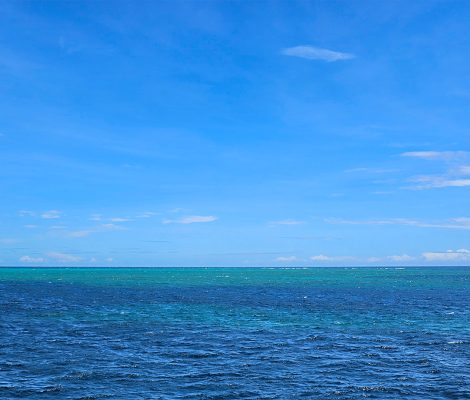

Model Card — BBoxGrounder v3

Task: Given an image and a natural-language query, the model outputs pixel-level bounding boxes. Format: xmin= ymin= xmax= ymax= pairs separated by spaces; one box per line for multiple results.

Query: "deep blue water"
xmin=0 ymin=267 xmax=469 ymax=399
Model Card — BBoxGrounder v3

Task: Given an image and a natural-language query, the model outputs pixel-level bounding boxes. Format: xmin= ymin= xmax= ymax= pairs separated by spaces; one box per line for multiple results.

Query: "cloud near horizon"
xmin=310 ymin=255 xmax=356 ymax=262
xmin=282 ymin=45 xmax=354 ymax=62
xmin=19 ymin=254 xmax=113 ymax=264
xmin=47 ymin=252 xmax=82 ymax=263
xmin=387 ymin=254 xmax=415 ymax=262
xmin=19 ymin=255 xmax=45 ymax=263
xmin=422 ymin=249 xmax=470 ymax=262
xmin=275 ymin=256 xmax=301 ymax=262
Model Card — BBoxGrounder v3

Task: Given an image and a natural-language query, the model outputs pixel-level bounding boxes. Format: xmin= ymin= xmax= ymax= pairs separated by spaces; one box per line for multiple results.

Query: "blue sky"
xmin=1 ymin=0 xmax=470 ymax=266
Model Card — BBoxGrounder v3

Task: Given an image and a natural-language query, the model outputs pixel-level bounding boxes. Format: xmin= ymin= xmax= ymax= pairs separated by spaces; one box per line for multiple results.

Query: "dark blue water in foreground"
xmin=0 ymin=267 xmax=469 ymax=399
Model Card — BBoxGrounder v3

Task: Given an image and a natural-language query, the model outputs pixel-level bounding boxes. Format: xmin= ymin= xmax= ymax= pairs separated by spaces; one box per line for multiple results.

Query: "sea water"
xmin=0 ymin=267 xmax=469 ymax=399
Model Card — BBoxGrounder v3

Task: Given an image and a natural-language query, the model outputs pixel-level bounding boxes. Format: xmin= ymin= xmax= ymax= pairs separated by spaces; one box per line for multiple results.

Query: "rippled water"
xmin=1 ymin=267 xmax=469 ymax=399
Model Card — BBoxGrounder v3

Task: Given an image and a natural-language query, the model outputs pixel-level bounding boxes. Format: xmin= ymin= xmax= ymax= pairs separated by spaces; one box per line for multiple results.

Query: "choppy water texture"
xmin=0 ymin=267 xmax=469 ymax=399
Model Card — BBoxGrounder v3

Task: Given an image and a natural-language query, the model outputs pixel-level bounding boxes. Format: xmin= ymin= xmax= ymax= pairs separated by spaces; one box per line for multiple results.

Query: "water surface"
xmin=1 ymin=267 xmax=469 ymax=399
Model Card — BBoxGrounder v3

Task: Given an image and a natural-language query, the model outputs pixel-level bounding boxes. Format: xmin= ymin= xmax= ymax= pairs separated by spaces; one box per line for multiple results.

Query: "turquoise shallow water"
xmin=0 ymin=267 xmax=469 ymax=399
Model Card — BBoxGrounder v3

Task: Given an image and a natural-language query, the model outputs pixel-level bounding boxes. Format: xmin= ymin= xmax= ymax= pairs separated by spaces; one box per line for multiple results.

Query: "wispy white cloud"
xmin=344 ymin=167 xmax=399 ymax=174
xmin=136 ymin=211 xmax=158 ymax=218
xmin=294 ymin=251 xmax=469 ymax=264
xmin=310 ymin=254 xmax=356 ymax=262
xmin=326 ymin=217 xmax=470 ymax=230
xmin=327 ymin=217 xmax=419 ymax=226
xmin=366 ymin=257 xmax=382 ymax=263
xmin=453 ymin=217 xmax=470 ymax=225
xmin=408 ymin=176 xmax=470 ymax=189
xmin=280 ymin=235 xmax=339 ymax=240
xmin=92 ymin=213 xmax=145 ymax=222
xmin=109 ymin=217 xmax=131 ymax=222
xmin=457 ymin=165 xmax=470 ymax=175
xmin=100 ymin=223 xmax=125 ymax=231
xmin=270 ymin=219 xmax=305 ymax=226
xmin=18 ymin=210 xmax=35 ymax=217
xmin=68 ymin=230 xmax=94 ymax=238
xmin=68 ymin=223 xmax=125 ymax=238
xmin=41 ymin=210 xmax=62 ymax=219
xmin=162 ymin=215 xmax=218 ymax=224
xmin=47 ymin=252 xmax=82 ymax=263
xmin=364 ymin=255 xmax=416 ymax=263
xmin=401 ymin=151 xmax=469 ymax=160
xmin=19 ymin=255 xmax=45 ymax=263
xmin=422 ymin=249 xmax=470 ymax=262
xmin=282 ymin=45 xmax=354 ymax=62
xmin=400 ymin=150 xmax=470 ymax=189
xmin=275 ymin=256 xmax=301 ymax=262
xmin=387 ymin=254 xmax=415 ymax=262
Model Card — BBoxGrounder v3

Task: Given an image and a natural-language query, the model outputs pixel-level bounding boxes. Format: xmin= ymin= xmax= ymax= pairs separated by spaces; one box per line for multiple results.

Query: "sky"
xmin=1 ymin=0 xmax=470 ymax=267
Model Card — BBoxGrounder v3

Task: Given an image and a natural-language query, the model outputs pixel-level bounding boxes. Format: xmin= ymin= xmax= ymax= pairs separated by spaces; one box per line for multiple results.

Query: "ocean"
xmin=0 ymin=267 xmax=469 ymax=399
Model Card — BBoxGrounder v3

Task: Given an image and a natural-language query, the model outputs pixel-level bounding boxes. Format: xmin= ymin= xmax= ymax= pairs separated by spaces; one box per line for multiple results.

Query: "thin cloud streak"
xmin=310 ymin=255 xmax=357 ymax=262
xmin=19 ymin=210 xmax=35 ymax=217
xmin=19 ymin=255 xmax=45 ymax=263
xmin=162 ymin=215 xmax=218 ymax=224
xmin=326 ymin=217 xmax=470 ymax=230
xmin=47 ymin=252 xmax=82 ymax=263
xmin=282 ymin=45 xmax=354 ymax=62
xmin=387 ymin=254 xmax=415 ymax=262
xmin=422 ymin=249 xmax=470 ymax=262
xmin=457 ymin=166 xmax=470 ymax=175
xmin=401 ymin=151 xmax=469 ymax=160
xmin=407 ymin=176 xmax=470 ymax=189
xmin=68 ymin=223 xmax=125 ymax=238
xmin=136 ymin=212 xmax=158 ymax=218
xmin=270 ymin=219 xmax=305 ymax=226
xmin=275 ymin=256 xmax=302 ymax=262
xmin=400 ymin=150 xmax=470 ymax=189
xmin=41 ymin=210 xmax=62 ymax=219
